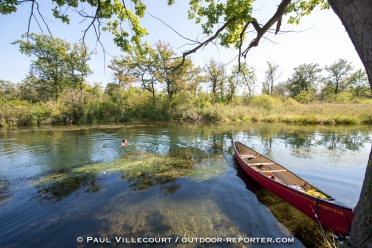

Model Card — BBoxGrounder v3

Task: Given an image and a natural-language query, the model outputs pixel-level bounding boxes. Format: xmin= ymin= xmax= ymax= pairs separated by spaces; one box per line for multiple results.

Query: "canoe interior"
xmin=236 ymin=142 xmax=333 ymax=200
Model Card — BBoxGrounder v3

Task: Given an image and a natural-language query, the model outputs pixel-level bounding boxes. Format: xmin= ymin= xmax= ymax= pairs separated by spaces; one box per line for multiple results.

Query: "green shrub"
xmin=284 ymin=98 xmax=302 ymax=106
xmin=331 ymin=92 xmax=353 ymax=103
xmin=293 ymin=90 xmax=317 ymax=104
xmin=250 ymin=95 xmax=281 ymax=110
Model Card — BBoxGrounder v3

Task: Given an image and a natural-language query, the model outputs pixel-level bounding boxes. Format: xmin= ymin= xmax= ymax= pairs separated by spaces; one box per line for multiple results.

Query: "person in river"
xmin=121 ymin=139 xmax=128 ymax=146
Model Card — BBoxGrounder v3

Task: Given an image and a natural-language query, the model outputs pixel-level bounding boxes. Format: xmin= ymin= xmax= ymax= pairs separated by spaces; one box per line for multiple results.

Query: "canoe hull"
xmin=234 ymin=141 xmax=353 ymax=235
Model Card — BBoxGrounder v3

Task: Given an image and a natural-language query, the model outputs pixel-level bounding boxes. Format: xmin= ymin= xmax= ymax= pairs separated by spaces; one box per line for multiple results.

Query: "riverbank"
xmin=1 ymin=97 xmax=372 ymax=127
xmin=190 ymin=103 xmax=372 ymax=125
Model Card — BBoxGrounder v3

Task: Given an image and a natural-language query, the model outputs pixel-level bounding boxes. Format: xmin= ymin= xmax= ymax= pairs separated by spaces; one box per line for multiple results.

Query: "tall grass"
xmin=184 ymin=103 xmax=372 ymax=125
xmin=1 ymin=92 xmax=372 ymax=127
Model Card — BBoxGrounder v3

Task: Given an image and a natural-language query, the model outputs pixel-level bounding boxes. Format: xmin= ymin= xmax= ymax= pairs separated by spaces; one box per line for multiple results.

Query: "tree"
xmin=13 ymin=33 xmax=70 ymax=100
xmin=0 ymin=79 xmax=18 ymax=100
xmin=3 ymin=0 xmax=372 ymax=246
xmin=13 ymin=33 xmax=93 ymax=101
xmin=262 ymin=62 xmax=281 ymax=95
xmin=149 ymin=41 xmax=197 ymax=100
xmin=108 ymin=55 xmax=137 ymax=89
xmin=66 ymin=43 xmax=94 ymax=89
xmin=205 ymin=58 xmax=227 ymax=104
xmin=228 ymin=63 xmax=256 ymax=101
xmin=324 ymin=59 xmax=353 ymax=94
xmin=108 ymin=54 xmax=139 ymax=116
xmin=186 ymin=66 xmax=206 ymax=97
xmin=348 ymin=69 xmax=370 ymax=98
xmin=286 ymin=63 xmax=322 ymax=97
xmin=272 ymin=82 xmax=289 ymax=97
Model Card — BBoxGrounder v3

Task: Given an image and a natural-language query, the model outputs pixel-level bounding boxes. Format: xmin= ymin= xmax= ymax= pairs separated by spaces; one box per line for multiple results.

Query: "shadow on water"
xmin=229 ymin=154 xmax=324 ymax=248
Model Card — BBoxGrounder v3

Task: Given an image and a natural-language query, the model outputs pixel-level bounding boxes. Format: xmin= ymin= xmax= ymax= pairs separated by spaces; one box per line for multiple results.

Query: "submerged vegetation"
xmin=34 ymin=151 xmax=227 ymax=201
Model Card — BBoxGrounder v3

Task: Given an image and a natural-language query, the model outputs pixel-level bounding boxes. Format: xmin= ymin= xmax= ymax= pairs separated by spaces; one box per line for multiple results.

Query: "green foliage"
xmin=2 ymin=33 xmax=372 ymax=128
xmin=1 ymin=0 xmax=331 ymax=55
xmin=168 ymin=91 xmax=195 ymax=120
xmin=12 ymin=33 xmax=93 ymax=101
xmin=285 ymin=0 xmax=330 ymax=24
xmin=262 ymin=62 xmax=281 ymax=95
xmin=250 ymin=95 xmax=281 ymax=110
xmin=286 ymin=63 xmax=322 ymax=97
xmin=0 ymin=79 xmax=18 ymax=100
xmin=205 ymin=57 xmax=227 ymax=104
xmin=327 ymin=92 xmax=353 ymax=104
xmin=188 ymin=0 xmax=253 ymax=48
xmin=230 ymin=63 xmax=256 ymax=98
xmin=0 ymin=0 xmax=18 ymax=15
xmin=293 ymin=90 xmax=317 ymax=103
xmin=283 ymin=98 xmax=302 ymax=106
xmin=348 ymin=69 xmax=370 ymax=98
xmin=3 ymin=0 xmax=148 ymax=52
xmin=324 ymin=59 xmax=354 ymax=95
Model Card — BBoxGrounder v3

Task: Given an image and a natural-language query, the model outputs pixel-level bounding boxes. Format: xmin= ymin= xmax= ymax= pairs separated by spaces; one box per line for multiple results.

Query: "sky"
xmin=0 ymin=0 xmax=365 ymax=88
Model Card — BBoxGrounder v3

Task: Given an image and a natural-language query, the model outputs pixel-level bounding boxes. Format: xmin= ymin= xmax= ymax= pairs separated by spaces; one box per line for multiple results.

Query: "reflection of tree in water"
xmin=190 ymin=135 xmax=225 ymax=157
xmin=35 ymin=171 xmax=101 ymax=202
xmin=123 ymin=172 xmax=182 ymax=195
xmin=160 ymin=181 xmax=181 ymax=195
xmin=0 ymin=175 xmax=11 ymax=202
xmin=323 ymin=131 xmax=370 ymax=151
xmin=271 ymin=129 xmax=371 ymax=159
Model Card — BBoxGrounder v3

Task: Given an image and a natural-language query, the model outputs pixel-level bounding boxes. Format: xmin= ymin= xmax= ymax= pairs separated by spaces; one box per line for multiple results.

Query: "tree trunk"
xmin=348 ymin=149 xmax=372 ymax=247
xmin=328 ymin=0 xmax=372 ymax=88
xmin=328 ymin=0 xmax=372 ymax=246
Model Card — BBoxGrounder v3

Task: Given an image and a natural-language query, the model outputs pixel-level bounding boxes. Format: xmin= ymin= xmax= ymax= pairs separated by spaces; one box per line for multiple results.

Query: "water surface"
xmin=0 ymin=123 xmax=371 ymax=247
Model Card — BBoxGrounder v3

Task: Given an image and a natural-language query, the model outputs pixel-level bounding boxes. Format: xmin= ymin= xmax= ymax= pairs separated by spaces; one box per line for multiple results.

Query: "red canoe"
xmin=234 ymin=141 xmax=353 ymax=235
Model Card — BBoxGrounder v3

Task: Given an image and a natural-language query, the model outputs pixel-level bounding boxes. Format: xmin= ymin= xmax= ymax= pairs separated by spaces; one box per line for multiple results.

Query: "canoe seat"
xmin=249 ymin=162 xmax=275 ymax=165
xmin=262 ymin=169 xmax=287 ymax=173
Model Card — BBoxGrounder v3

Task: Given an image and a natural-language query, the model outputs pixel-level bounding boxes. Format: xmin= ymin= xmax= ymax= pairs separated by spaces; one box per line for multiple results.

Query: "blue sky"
xmin=0 ymin=0 xmax=364 ymax=88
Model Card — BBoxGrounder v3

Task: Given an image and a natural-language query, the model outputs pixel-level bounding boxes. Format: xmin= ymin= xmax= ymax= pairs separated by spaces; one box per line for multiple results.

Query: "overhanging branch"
xmin=173 ymin=18 xmax=236 ymax=70
xmin=174 ymin=0 xmax=292 ymax=71
xmin=242 ymin=0 xmax=292 ymax=58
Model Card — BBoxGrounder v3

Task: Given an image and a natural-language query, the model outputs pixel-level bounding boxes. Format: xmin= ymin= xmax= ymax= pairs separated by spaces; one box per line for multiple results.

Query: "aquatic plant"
xmin=34 ymin=151 xmax=228 ymax=200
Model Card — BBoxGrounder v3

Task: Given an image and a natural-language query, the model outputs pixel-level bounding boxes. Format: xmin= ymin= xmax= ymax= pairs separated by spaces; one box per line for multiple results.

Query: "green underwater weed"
xmin=34 ymin=151 xmax=228 ymax=198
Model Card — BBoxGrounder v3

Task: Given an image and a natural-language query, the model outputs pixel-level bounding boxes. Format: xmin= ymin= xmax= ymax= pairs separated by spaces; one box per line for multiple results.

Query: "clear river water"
xmin=0 ymin=122 xmax=371 ymax=248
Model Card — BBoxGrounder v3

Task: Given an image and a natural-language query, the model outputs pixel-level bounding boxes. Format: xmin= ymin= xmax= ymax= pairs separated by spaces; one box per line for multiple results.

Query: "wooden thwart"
xmin=248 ymin=162 xmax=275 ymax=165
xmin=260 ymin=169 xmax=287 ymax=173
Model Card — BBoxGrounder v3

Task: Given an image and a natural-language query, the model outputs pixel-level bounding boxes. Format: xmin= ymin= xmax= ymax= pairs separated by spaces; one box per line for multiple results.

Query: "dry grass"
xmin=189 ymin=104 xmax=372 ymax=125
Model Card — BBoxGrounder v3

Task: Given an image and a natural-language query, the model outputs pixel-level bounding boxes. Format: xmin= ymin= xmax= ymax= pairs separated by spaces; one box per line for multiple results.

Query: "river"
xmin=0 ymin=122 xmax=371 ymax=247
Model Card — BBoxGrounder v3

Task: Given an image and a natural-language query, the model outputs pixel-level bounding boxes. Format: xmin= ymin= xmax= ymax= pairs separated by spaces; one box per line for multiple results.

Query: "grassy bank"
xmin=187 ymin=103 xmax=372 ymax=125
xmin=1 ymin=92 xmax=372 ymax=127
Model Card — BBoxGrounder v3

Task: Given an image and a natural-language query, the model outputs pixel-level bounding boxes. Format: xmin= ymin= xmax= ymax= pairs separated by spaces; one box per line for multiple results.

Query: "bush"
xmin=331 ymin=92 xmax=353 ymax=103
xmin=293 ymin=90 xmax=317 ymax=104
xmin=284 ymin=98 xmax=302 ymax=106
xmin=250 ymin=95 xmax=281 ymax=110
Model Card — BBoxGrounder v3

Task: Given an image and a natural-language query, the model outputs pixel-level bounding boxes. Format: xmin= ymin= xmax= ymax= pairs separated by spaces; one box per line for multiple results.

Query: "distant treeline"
xmin=1 ymin=34 xmax=371 ymax=127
